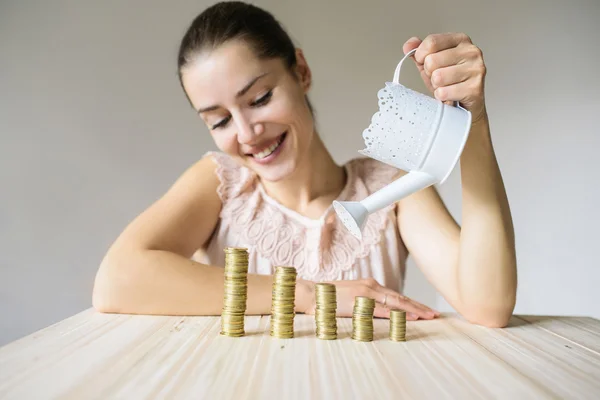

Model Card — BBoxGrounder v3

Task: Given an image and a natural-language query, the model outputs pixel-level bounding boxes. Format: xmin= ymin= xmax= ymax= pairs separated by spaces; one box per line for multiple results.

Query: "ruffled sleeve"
xmin=204 ymin=151 xmax=256 ymax=204
xmin=349 ymin=157 xmax=401 ymax=194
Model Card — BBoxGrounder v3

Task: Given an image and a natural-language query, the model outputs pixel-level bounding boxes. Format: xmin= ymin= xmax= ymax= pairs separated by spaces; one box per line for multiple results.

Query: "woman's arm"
xmin=396 ymin=34 xmax=517 ymax=328
xmin=93 ymin=155 xmax=438 ymax=320
xmin=92 ymin=155 xmax=313 ymax=315
xmin=396 ymin=115 xmax=517 ymax=327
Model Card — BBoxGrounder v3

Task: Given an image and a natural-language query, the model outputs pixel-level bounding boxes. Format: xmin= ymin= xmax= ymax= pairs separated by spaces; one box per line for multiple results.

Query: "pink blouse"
xmin=192 ymin=151 xmax=408 ymax=293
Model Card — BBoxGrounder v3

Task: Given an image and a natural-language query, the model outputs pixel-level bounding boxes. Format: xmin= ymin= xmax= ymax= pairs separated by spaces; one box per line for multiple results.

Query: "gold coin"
xmin=351 ymin=296 xmax=375 ymax=342
xmin=389 ymin=309 xmax=407 ymax=342
xmin=220 ymin=247 xmax=249 ymax=337
xmin=270 ymin=266 xmax=298 ymax=339
xmin=314 ymin=283 xmax=338 ymax=340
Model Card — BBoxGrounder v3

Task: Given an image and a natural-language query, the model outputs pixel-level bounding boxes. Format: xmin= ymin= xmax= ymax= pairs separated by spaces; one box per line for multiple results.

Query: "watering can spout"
xmin=332 ymin=171 xmax=436 ymax=240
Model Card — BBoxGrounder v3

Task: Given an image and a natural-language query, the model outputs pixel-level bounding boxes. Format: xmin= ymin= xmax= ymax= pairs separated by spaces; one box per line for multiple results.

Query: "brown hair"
xmin=177 ymin=1 xmax=313 ymax=113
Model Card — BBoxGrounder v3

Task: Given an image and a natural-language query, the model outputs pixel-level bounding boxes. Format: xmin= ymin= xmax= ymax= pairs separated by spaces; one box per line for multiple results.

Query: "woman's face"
xmin=181 ymin=40 xmax=314 ymax=182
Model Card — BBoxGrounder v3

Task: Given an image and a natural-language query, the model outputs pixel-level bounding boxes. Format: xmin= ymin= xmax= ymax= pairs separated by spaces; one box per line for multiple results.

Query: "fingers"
xmin=402 ymin=36 xmax=422 ymax=56
xmin=430 ymin=64 xmax=470 ymax=91
xmin=373 ymin=303 xmax=418 ymax=320
xmin=403 ymin=37 xmax=426 ymax=78
xmin=428 ymin=47 xmax=485 ymax=105
xmin=402 ymin=36 xmax=435 ymax=93
xmin=331 ymin=278 xmax=440 ymax=321
xmin=422 ymin=48 xmax=465 ymax=77
xmin=414 ymin=33 xmax=472 ymax=65
xmin=395 ymin=295 xmax=437 ymax=319
xmin=406 ymin=312 xmax=419 ymax=321
xmin=375 ymin=285 xmax=439 ymax=317
xmin=367 ymin=288 xmax=435 ymax=320
xmin=402 ymin=33 xmax=485 ymax=113
xmin=433 ymin=79 xmax=484 ymax=106
xmin=425 ymin=45 xmax=483 ymax=73
xmin=373 ymin=303 xmax=390 ymax=318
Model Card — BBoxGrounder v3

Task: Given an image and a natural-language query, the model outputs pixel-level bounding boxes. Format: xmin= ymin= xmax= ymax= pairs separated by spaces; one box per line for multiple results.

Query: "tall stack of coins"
xmin=389 ymin=309 xmax=407 ymax=342
xmin=220 ymin=247 xmax=249 ymax=337
xmin=351 ymin=296 xmax=376 ymax=342
xmin=270 ymin=266 xmax=297 ymax=339
xmin=315 ymin=283 xmax=337 ymax=340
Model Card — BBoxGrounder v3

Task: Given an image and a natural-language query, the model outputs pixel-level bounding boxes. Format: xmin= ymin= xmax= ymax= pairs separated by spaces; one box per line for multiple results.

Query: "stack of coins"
xmin=351 ymin=296 xmax=376 ymax=342
xmin=389 ymin=309 xmax=407 ymax=342
xmin=270 ymin=266 xmax=297 ymax=339
xmin=314 ymin=283 xmax=337 ymax=340
xmin=220 ymin=247 xmax=249 ymax=337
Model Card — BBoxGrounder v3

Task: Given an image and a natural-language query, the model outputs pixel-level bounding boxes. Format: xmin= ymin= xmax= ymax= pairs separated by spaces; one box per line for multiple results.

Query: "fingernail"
xmin=407 ymin=36 xmax=419 ymax=43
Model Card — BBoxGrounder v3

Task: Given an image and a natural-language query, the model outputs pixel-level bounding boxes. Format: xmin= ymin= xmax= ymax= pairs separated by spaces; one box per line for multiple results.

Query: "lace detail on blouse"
xmin=206 ymin=151 xmax=400 ymax=281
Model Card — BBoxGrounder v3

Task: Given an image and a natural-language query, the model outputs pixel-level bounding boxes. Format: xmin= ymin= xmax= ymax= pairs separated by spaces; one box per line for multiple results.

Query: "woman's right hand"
xmin=298 ymin=278 xmax=439 ymax=321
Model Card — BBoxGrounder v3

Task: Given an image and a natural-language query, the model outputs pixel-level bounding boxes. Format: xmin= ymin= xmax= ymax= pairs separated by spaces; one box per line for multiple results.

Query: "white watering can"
xmin=333 ymin=48 xmax=472 ymax=240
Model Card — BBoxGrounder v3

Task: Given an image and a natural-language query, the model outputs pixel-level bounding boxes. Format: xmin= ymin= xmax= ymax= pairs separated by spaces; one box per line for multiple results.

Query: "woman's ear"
xmin=294 ymin=48 xmax=312 ymax=93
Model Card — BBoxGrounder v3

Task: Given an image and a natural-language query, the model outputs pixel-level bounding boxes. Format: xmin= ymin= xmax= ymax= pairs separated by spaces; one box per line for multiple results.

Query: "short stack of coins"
xmin=389 ymin=309 xmax=407 ymax=342
xmin=270 ymin=266 xmax=297 ymax=339
xmin=314 ymin=283 xmax=337 ymax=340
xmin=220 ymin=247 xmax=249 ymax=337
xmin=351 ymin=296 xmax=376 ymax=342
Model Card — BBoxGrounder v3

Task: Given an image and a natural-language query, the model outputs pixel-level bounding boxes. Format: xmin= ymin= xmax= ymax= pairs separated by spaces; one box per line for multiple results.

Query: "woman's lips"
xmin=247 ymin=132 xmax=287 ymax=165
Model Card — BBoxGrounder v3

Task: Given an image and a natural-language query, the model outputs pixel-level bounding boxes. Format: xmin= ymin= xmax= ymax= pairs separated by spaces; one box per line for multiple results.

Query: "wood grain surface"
xmin=1 ymin=310 xmax=599 ymax=399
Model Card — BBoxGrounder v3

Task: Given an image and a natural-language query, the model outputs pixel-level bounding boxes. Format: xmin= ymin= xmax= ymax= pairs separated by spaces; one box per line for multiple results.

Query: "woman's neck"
xmin=260 ymin=133 xmax=347 ymax=219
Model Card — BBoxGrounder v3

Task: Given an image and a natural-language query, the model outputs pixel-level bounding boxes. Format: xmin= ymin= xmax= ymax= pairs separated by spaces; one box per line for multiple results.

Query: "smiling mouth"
xmin=248 ymin=132 xmax=287 ymax=159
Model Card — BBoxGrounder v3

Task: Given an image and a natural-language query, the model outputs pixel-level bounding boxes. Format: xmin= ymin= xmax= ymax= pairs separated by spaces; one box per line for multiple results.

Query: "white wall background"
xmin=1 ymin=0 xmax=598 ymax=346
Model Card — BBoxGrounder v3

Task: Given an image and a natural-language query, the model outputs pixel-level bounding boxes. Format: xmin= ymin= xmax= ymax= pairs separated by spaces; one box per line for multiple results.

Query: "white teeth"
xmin=253 ymin=136 xmax=283 ymax=159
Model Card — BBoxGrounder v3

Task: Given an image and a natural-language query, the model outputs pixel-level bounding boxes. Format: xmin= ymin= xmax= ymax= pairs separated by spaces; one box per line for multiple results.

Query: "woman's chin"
xmin=254 ymin=161 xmax=296 ymax=182
xmin=227 ymin=153 xmax=294 ymax=181
xmin=253 ymin=152 xmax=298 ymax=182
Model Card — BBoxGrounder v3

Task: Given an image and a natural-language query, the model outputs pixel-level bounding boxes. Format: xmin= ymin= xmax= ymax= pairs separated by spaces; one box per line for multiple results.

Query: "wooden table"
xmin=1 ymin=310 xmax=599 ymax=399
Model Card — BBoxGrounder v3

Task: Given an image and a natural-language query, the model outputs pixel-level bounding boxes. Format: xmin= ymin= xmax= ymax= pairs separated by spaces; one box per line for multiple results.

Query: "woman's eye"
xmin=211 ymin=116 xmax=231 ymax=130
xmin=251 ymin=90 xmax=273 ymax=107
xmin=209 ymin=90 xmax=272 ymax=130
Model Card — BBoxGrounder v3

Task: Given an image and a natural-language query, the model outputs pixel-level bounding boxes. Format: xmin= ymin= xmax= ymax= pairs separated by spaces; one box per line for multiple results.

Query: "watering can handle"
xmin=392 ymin=48 xmax=466 ymax=111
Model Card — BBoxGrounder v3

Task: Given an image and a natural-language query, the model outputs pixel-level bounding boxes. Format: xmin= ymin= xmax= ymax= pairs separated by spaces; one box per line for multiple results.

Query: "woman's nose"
xmin=237 ymin=118 xmax=265 ymax=144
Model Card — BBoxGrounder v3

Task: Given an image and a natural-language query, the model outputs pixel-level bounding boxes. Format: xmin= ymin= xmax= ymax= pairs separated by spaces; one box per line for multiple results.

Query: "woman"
xmin=92 ymin=1 xmax=517 ymax=327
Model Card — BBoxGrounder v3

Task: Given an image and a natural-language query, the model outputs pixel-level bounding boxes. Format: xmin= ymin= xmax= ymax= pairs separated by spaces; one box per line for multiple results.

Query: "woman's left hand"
xmin=403 ymin=33 xmax=487 ymax=124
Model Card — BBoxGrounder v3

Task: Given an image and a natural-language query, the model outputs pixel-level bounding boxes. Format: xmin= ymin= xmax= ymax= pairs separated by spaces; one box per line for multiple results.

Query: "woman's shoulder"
xmin=344 ymin=156 xmax=403 ymax=193
xmin=202 ymin=151 xmax=257 ymax=202
xmin=345 ymin=156 xmax=399 ymax=173
xmin=203 ymin=150 xmax=239 ymax=168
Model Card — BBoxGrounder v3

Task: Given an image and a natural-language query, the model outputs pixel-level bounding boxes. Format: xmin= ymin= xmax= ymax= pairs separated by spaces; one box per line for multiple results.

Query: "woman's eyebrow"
xmin=196 ymin=72 xmax=270 ymax=114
